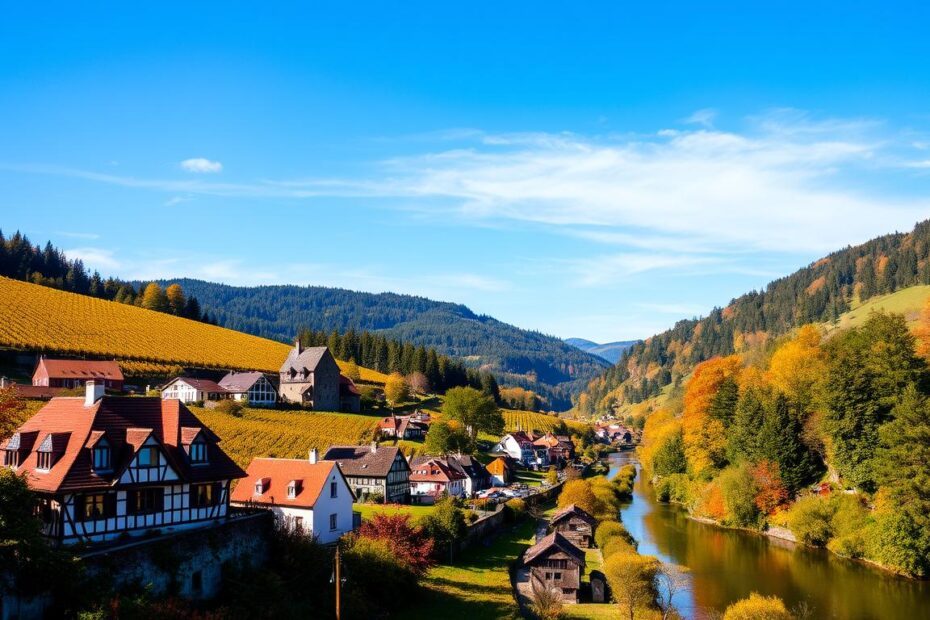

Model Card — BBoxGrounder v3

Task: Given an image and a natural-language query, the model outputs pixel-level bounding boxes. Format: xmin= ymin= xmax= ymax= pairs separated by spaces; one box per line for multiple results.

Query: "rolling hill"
xmin=564 ymin=338 xmax=638 ymax=364
xmin=576 ymin=218 xmax=930 ymax=416
xmin=0 ymin=276 xmax=387 ymax=383
xmin=161 ymin=279 xmax=610 ymax=410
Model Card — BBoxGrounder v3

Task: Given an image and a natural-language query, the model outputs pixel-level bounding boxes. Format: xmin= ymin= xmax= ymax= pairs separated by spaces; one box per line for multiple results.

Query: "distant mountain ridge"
xmin=159 ymin=279 xmax=610 ymax=410
xmin=564 ymin=338 xmax=638 ymax=364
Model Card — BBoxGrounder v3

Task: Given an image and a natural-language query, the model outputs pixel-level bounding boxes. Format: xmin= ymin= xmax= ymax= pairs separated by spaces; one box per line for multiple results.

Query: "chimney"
xmin=308 ymin=448 xmax=318 ymax=464
xmin=294 ymin=338 xmax=303 ymax=355
xmin=370 ymin=441 xmax=378 ymax=454
xmin=0 ymin=377 xmax=7 ymax=389
xmin=85 ymin=380 xmax=105 ymax=406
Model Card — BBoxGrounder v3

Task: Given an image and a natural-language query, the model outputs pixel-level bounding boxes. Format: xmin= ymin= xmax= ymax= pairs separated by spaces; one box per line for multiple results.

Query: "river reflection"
xmin=607 ymin=452 xmax=930 ymax=619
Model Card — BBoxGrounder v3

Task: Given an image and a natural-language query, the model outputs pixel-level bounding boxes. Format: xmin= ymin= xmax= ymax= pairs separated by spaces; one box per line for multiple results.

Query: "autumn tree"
xmin=767 ymin=324 xmax=826 ymax=412
xmin=0 ymin=387 xmax=26 ymax=440
xmin=342 ymin=359 xmax=361 ymax=382
xmin=682 ymin=356 xmax=742 ymax=477
xmin=442 ymin=386 xmax=503 ymax=442
xmin=384 ymin=372 xmax=409 ymax=410
xmin=165 ymin=283 xmax=186 ymax=316
xmin=405 ymin=371 xmax=430 ymax=396
xmin=140 ymin=282 xmax=168 ymax=312
xmin=357 ymin=513 xmax=435 ymax=574
xmin=603 ymin=551 xmax=660 ymax=620
xmin=913 ymin=297 xmax=930 ymax=360
xmin=722 ymin=592 xmax=792 ymax=620
xmin=557 ymin=479 xmax=606 ymax=517
xmin=751 ymin=460 xmax=789 ymax=515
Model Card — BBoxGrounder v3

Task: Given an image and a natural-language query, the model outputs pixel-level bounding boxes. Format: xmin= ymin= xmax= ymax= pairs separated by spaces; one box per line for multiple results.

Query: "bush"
xmin=603 ymin=551 xmax=659 ymax=620
xmin=594 ymin=519 xmax=634 ymax=550
xmin=545 ymin=466 xmax=559 ymax=486
xmin=213 ymin=399 xmax=243 ymax=417
xmin=654 ymin=473 xmax=691 ymax=504
xmin=611 ymin=464 xmax=637 ymax=499
xmin=787 ymin=495 xmax=835 ymax=546
xmin=719 ymin=464 xmax=762 ymax=529
xmin=601 ymin=536 xmax=636 ymax=560
xmin=557 ymin=478 xmax=607 ymax=518
xmin=722 ymin=592 xmax=792 ymax=620
xmin=343 ymin=536 xmax=419 ymax=617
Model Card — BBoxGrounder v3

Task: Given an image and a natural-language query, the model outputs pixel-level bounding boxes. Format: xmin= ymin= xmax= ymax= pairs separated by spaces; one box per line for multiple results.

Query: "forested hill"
xmin=577 ymin=218 xmax=930 ymax=416
xmin=161 ymin=279 xmax=610 ymax=410
xmin=564 ymin=338 xmax=638 ymax=364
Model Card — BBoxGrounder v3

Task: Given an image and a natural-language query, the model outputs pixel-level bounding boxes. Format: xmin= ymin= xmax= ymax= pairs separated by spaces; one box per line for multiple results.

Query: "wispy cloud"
xmin=55 ymin=231 xmax=100 ymax=240
xmin=164 ymin=196 xmax=191 ymax=207
xmin=683 ymin=108 xmax=717 ymax=128
xmin=65 ymin=247 xmax=121 ymax=270
xmin=180 ymin=158 xmax=223 ymax=173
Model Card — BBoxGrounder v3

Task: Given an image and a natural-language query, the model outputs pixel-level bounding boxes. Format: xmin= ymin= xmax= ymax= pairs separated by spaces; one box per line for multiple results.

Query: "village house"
xmin=534 ymin=432 xmax=576 ymax=466
xmin=486 ymin=455 xmax=515 ymax=487
xmin=278 ymin=342 xmax=341 ymax=410
xmin=377 ymin=414 xmax=429 ymax=440
xmin=492 ymin=431 xmax=536 ymax=467
xmin=339 ymin=375 xmax=362 ymax=414
xmin=323 ymin=444 xmax=411 ymax=504
xmin=523 ymin=532 xmax=587 ymax=603
xmin=218 ymin=371 xmax=278 ymax=407
xmin=230 ymin=449 xmax=355 ymax=544
xmin=447 ymin=454 xmax=491 ymax=497
xmin=549 ymin=504 xmax=597 ymax=549
xmin=1 ymin=381 xmax=246 ymax=546
xmin=160 ymin=377 xmax=229 ymax=404
xmin=32 ymin=358 xmax=124 ymax=391
xmin=408 ymin=456 xmax=467 ymax=504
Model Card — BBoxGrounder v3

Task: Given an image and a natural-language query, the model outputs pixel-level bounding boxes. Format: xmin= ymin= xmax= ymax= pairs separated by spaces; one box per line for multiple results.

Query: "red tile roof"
xmin=1 ymin=396 xmax=245 ymax=493
xmin=8 ymin=384 xmax=67 ymax=399
xmin=35 ymin=359 xmax=123 ymax=381
xmin=230 ymin=458 xmax=351 ymax=508
xmin=409 ymin=457 xmax=467 ymax=483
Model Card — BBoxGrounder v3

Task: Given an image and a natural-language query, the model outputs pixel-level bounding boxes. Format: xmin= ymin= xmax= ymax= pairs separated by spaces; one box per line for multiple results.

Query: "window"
xmin=136 ymin=446 xmax=158 ymax=467
xmin=329 ymin=513 xmax=338 ymax=531
xmin=127 ymin=488 xmax=164 ymax=515
xmin=189 ymin=440 xmax=207 ymax=464
xmin=254 ymin=480 xmax=265 ymax=495
xmin=191 ymin=570 xmax=203 ymax=594
xmin=4 ymin=450 xmax=19 ymax=467
xmin=77 ymin=493 xmax=113 ymax=521
xmin=294 ymin=516 xmax=304 ymax=530
xmin=93 ymin=443 xmax=111 ymax=471
xmin=554 ymin=572 xmax=562 ymax=580
xmin=287 ymin=482 xmax=298 ymax=499
xmin=191 ymin=483 xmax=219 ymax=508
xmin=36 ymin=451 xmax=53 ymax=471
xmin=330 ymin=481 xmax=338 ymax=498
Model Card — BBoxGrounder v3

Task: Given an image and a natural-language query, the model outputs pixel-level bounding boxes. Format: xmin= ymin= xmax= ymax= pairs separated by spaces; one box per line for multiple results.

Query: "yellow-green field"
xmin=503 ymin=409 xmax=588 ymax=434
xmin=190 ymin=406 xmax=379 ymax=468
xmin=353 ymin=503 xmax=436 ymax=522
xmin=0 ymin=276 xmax=387 ymax=383
xmin=827 ymin=285 xmax=930 ymax=332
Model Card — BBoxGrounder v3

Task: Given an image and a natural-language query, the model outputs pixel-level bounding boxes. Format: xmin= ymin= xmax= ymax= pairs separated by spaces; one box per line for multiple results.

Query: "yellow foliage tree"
xmin=682 ymin=355 xmax=742 ymax=476
xmin=722 ymin=592 xmax=792 ymax=620
xmin=766 ymin=324 xmax=825 ymax=409
xmin=384 ymin=372 xmax=409 ymax=410
xmin=638 ymin=409 xmax=681 ymax=480
xmin=912 ymin=297 xmax=930 ymax=360
xmin=603 ymin=551 xmax=660 ymax=620
xmin=141 ymin=282 xmax=168 ymax=312
xmin=165 ymin=283 xmax=186 ymax=316
xmin=557 ymin=479 xmax=606 ymax=517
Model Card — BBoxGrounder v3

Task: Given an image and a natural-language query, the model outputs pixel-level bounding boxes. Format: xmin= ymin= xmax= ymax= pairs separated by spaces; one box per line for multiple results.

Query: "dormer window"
xmin=36 ymin=450 xmax=53 ymax=471
xmin=288 ymin=480 xmax=302 ymax=499
xmin=189 ymin=439 xmax=208 ymax=464
xmin=136 ymin=446 xmax=157 ymax=468
xmin=93 ymin=440 xmax=111 ymax=471
xmin=254 ymin=478 xmax=268 ymax=495
xmin=4 ymin=449 xmax=19 ymax=468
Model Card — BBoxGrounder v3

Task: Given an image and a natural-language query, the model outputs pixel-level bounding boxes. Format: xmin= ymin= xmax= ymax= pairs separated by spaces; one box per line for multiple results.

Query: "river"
xmin=607 ymin=452 xmax=930 ymax=619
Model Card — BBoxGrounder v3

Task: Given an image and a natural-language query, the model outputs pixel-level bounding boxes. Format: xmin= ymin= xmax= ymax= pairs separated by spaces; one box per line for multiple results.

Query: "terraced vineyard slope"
xmin=0 ymin=276 xmax=386 ymax=382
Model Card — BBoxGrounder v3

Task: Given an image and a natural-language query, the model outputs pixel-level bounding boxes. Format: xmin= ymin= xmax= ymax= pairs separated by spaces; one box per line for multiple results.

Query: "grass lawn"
xmin=403 ymin=517 xmax=538 ymax=620
xmin=828 ymin=284 xmax=930 ymax=332
xmin=515 ymin=468 xmax=547 ymax=487
xmin=353 ymin=503 xmax=435 ymax=522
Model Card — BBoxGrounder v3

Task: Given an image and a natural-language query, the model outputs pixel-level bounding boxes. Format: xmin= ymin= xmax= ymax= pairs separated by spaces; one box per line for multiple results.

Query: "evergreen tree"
xmin=727 ymin=386 xmax=766 ymax=464
xmin=707 ymin=376 xmax=739 ymax=427
xmin=757 ymin=394 xmax=816 ymax=494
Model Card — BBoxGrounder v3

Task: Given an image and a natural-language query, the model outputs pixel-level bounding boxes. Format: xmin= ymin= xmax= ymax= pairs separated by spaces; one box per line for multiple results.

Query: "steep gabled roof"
xmin=36 ymin=359 xmax=123 ymax=381
xmin=230 ymin=458 xmax=352 ymax=508
xmin=323 ymin=445 xmax=406 ymax=478
xmin=409 ymin=456 xmax=467 ymax=483
xmin=163 ymin=377 xmax=228 ymax=393
xmin=550 ymin=504 xmax=597 ymax=527
xmin=218 ymin=371 xmax=271 ymax=393
xmin=524 ymin=531 xmax=586 ymax=566
xmin=281 ymin=346 xmax=331 ymax=374
xmin=1 ymin=396 xmax=245 ymax=493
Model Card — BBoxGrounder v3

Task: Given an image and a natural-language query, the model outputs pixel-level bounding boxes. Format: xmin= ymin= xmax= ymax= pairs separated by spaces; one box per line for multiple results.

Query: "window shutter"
xmin=105 ymin=493 xmax=117 ymax=518
xmin=74 ymin=494 xmax=86 ymax=522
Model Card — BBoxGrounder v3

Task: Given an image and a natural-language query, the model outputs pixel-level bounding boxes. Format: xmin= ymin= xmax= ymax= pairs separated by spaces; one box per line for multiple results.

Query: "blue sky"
xmin=3 ymin=2 xmax=930 ymax=342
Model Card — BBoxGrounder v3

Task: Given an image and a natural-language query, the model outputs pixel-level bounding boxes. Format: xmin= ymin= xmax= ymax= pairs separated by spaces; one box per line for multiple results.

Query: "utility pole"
xmin=334 ymin=545 xmax=342 ymax=620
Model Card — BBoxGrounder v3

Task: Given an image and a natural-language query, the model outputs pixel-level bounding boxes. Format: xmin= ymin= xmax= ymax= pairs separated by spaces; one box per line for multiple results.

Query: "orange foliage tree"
xmin=751 ymin=460 xmax=789 ymax=515
xmin=682 ymin=356 xmax=742 ymax=476
xmin=912 ymin=297 xmax=930 ymax=360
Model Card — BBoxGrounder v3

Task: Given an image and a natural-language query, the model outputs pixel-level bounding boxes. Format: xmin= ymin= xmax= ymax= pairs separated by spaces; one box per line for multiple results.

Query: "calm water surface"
xmin=607 ymin=452 xmax=930 ymax=619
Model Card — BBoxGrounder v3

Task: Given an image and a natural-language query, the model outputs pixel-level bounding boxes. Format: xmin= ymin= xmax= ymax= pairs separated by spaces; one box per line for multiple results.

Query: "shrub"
xmin=545 ymin=466 xmax=559 ymax=486
xmin=787 ymin=495 xmax=835 ymax=546
xmin=719 ymin=464 xmax=762 ymax=529
xmin=654 ymin=473 xmax=691 ymax=504
xmin=357 ymin=513 xmax=435 ymax=574
xmin=213 ymin=399 xmax=243 ymax=417
xmin=611 ymin=464 xmax=637 ymax=499
xmin=420 ymin=496 xmax=467 ymax=555
xmin=722 ymin=592 xmax=792 ymax=620
xmin=601 ymin=536 xmax=637 ymax=560
xmin=603 ymin=551 xmax=660 ymax=620
xmin=694 ymin=480 xmax=726 ymax=521
xmin=530 ymin=580 xmax=564 ymax=620
xmin=342 ymin=537 xmax=418 ymax=617
xmin=594 ymin=519 xmax=628 ymax=549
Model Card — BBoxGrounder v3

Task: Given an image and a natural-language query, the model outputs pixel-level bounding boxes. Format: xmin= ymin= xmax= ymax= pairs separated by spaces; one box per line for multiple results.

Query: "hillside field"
xmin=827 ymin=285 xmax=930 ymax=331
xmin=502 ymin=409 xmax=587 ymax=434
xmin=190 ymin=406 xmax=379 ymax=468
xmin=0 ymin=277 xmax=386 ymax=383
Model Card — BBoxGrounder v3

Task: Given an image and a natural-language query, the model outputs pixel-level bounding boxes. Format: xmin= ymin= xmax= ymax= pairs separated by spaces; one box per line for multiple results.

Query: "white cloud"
xmin=55 ymin=231 xmax=100 ymax=240
xmin=65 ymin=247 xmax=121 ymax=271
xmin=180 ymin=158 xmax=222 ymax=173
xmin=683 ymin=108 xmax=717 ymax=127
xmin=164 ymin=196 xmax=190 ymax=207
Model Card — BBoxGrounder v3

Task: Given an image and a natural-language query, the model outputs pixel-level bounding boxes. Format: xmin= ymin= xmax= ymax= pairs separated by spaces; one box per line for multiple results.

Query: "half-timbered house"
xmin=323 ymin=444 xmax=410 ymax=504
xmin=1 ymin=381 xmax=246 ymax=546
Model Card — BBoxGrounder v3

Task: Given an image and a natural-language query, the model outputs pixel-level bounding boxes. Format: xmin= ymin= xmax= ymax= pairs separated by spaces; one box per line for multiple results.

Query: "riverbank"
xmin=609 ymin=452 xmax=930 ymax=619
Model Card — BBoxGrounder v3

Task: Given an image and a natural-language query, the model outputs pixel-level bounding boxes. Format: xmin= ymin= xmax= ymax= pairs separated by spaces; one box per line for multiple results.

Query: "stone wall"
xmin=81 ymin=511 xmax=272 ymax=600
xmin=456 ymin=482 xmax=564 ymax=553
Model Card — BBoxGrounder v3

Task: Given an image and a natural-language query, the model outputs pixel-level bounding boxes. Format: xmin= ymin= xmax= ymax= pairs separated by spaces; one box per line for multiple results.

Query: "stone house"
xmin=278 ymin=342 xmax=341 ymax=411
